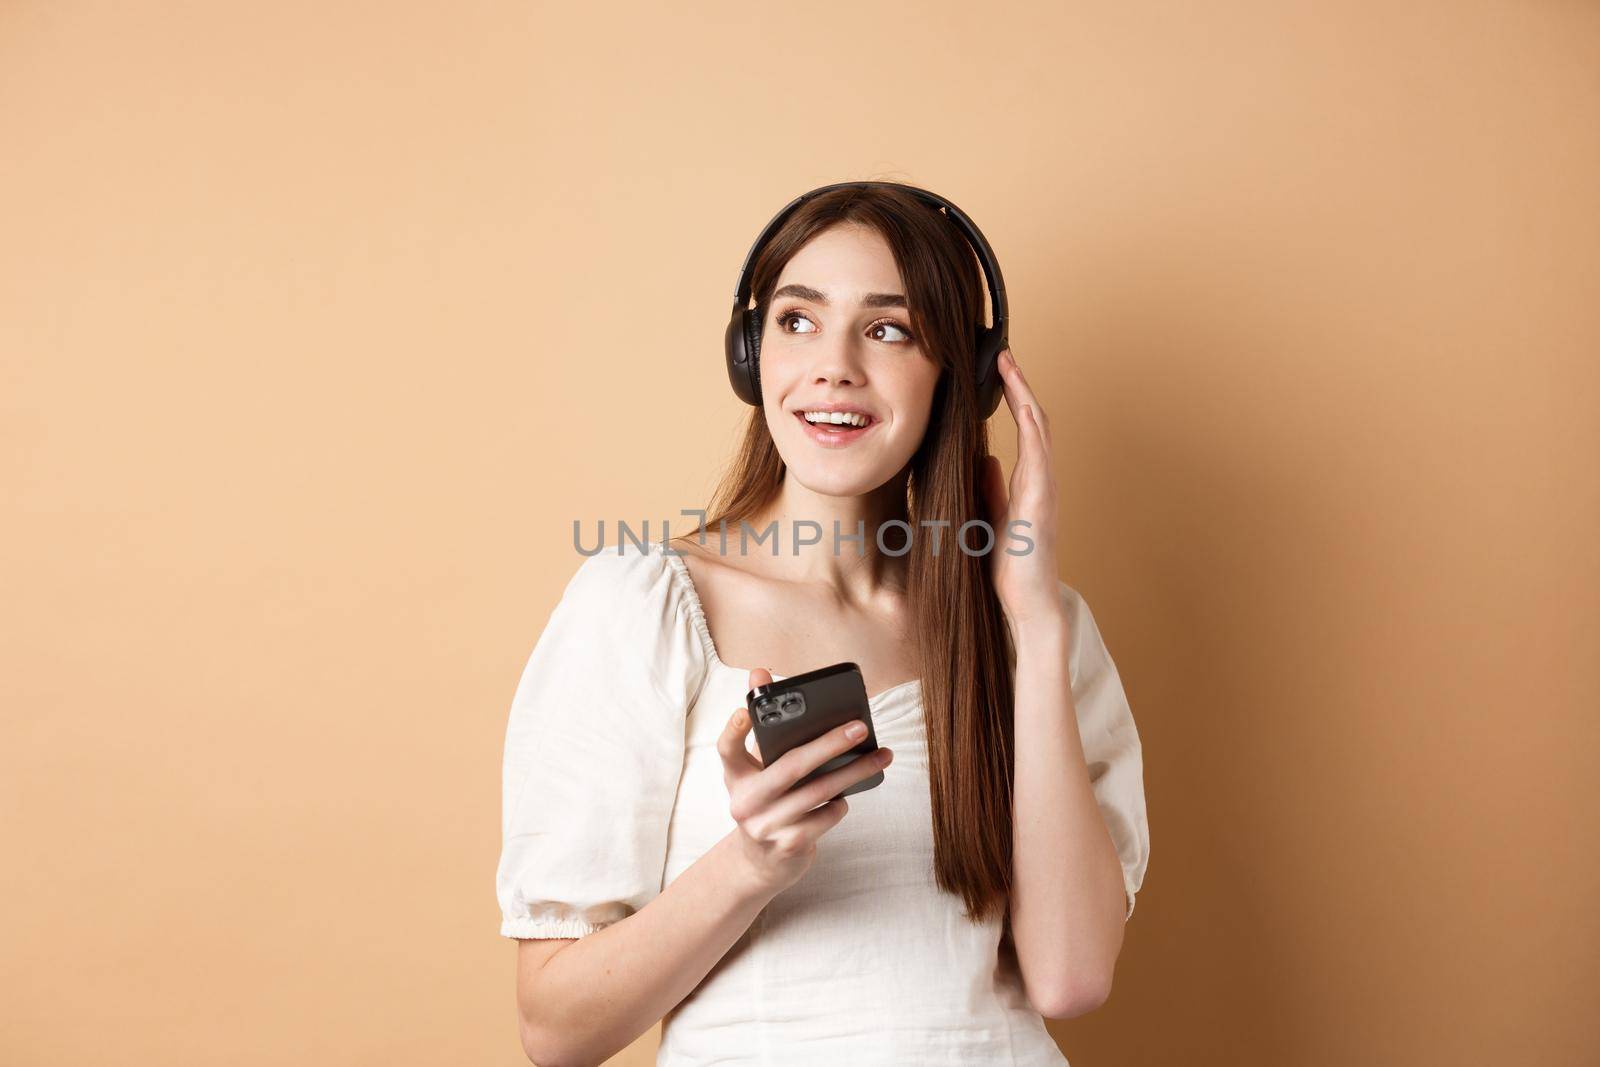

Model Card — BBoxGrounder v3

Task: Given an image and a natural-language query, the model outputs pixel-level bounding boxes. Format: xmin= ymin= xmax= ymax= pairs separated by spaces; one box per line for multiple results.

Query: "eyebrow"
xmin=771 ymin=283 xmax=907 ymax=309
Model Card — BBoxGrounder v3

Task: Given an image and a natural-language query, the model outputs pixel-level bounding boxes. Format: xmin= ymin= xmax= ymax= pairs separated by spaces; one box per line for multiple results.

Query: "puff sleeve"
xmin=1060 ymin=581 xmax=1151 ymax=922
xmin=496 ymin=545 xmax=708 ymax=939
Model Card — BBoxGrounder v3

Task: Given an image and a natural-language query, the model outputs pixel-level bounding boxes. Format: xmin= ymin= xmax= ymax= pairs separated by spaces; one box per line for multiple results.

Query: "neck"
xmin=744 ymin=469 xmax=911 ymax=599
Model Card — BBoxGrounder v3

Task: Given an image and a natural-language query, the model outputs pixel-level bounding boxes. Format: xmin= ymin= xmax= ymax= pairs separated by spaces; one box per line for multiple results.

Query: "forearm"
xmin=520 ymin=831 xmax=775 ymax=1066
xmin=1008 ymin=610 xmax=1127 ymax=1016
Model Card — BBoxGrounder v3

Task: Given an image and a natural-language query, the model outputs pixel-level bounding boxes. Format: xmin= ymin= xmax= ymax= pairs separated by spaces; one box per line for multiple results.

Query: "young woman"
xmin=496 ymin=182 xmax=1150 ymax=1066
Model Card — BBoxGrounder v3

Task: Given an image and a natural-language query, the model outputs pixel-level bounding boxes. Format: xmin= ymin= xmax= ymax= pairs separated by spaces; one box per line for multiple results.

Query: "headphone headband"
xmin=724 ymin=180 xmax=1010 ymax=418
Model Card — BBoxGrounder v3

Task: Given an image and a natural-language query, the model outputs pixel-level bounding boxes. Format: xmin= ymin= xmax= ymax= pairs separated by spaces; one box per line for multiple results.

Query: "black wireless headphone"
xmin=724 ymin=180 xmax=1010 ymax=418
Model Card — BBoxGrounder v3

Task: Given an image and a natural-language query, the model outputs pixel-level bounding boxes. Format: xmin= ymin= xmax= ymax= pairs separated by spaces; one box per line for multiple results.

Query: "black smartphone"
xmin=746 ymin=661 xmax=884 ymax=800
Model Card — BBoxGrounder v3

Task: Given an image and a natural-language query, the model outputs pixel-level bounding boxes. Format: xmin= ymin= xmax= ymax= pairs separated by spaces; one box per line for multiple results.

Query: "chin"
xmin=780 ymin=452 xmax=905 ymax=499
xmin=791 ymin=470 xmax=888 ymax=499
xmin=771 ymin=427 xmax=916 ymax=500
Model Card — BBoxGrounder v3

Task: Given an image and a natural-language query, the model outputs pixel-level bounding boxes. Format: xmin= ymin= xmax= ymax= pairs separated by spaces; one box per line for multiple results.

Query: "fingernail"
xmin=846 ymin=722 xmax=867 ymax=740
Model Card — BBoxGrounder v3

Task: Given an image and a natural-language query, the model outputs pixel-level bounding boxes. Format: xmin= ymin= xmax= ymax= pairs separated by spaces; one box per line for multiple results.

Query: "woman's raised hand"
xmin=980 ymin=347 xmax=1065 ymax=631
xmin=717 ymin=667 xmax=893 ymax=895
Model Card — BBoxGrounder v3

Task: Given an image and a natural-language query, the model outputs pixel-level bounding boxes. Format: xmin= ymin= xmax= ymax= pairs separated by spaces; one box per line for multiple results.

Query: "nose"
xmin=807 ymin=334 xmax=868 ymax=390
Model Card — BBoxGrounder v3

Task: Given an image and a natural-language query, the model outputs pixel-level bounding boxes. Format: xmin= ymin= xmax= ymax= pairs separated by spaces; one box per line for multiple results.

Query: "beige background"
xmin=2 ymin=2 xmax=1596 ymax=1064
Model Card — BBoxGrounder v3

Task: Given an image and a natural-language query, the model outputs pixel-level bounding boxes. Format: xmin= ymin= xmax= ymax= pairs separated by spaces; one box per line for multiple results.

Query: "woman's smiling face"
xmin=759 ymin=223 xmax=942 ymax=497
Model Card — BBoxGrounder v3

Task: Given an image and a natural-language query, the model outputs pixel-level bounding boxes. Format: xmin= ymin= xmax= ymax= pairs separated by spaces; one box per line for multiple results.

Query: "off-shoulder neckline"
xmin=658 ymin=547 xmax=923 ymax=712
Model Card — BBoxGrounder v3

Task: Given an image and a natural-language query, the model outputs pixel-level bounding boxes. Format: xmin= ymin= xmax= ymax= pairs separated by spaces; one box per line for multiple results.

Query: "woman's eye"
xmin=870 ymin=320 xmax=913 ymax=343
xmin=776 ymin=311 xmax=817 ymax=334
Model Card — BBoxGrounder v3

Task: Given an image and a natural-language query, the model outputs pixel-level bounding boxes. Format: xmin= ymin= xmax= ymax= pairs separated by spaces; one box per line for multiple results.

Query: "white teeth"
xmin=802 ymin=410 xmax=869 ymax=427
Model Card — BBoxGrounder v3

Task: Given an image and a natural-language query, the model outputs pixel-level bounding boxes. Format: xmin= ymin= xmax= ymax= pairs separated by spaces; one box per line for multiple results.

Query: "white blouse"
xmin=497 ymin=541 xmax=1150 ymax=1066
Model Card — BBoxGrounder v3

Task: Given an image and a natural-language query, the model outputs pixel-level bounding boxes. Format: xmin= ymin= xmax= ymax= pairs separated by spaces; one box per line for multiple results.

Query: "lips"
xmin=793 ymin=410 xmax=880 ymax=448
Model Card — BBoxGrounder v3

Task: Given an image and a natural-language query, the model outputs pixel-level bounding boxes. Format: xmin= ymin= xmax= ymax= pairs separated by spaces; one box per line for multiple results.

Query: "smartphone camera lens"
xmin=752 ymin=691 xmax=805 ymax=726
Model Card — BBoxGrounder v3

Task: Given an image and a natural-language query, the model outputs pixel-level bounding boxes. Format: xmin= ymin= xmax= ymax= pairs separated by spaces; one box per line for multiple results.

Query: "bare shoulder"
xmin=667 ymin=527 xmax=763 ymax=585
xmin=665 ymin=527 xmax=788 ymax=645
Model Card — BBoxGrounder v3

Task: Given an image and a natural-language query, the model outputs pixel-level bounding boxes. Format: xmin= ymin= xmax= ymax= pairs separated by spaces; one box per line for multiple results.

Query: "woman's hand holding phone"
xmin=717 ymin=667 xmax=894 ymax=895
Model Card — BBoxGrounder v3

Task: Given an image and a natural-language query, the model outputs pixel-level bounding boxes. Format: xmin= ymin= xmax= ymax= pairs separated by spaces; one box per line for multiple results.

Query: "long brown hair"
xmin=673 ymin=182 xmax=1016 ymax=923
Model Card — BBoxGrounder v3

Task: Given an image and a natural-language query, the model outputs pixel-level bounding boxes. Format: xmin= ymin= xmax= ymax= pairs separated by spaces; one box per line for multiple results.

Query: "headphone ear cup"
xmin=743 ymin=308 xmax=764 ymax=406
xmin=973 ymin=325 xmax=1006 ymax=419
xmin=724 ymin=308 xmax=762 ymax=406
